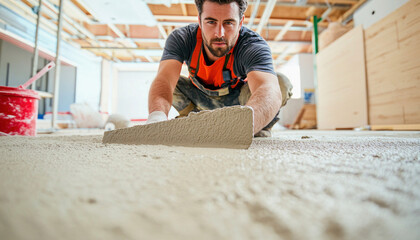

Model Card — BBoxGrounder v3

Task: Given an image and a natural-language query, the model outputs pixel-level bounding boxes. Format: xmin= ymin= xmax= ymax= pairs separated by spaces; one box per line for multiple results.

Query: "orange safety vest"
xmin=188 ymin=27 xmax=245 ymax=96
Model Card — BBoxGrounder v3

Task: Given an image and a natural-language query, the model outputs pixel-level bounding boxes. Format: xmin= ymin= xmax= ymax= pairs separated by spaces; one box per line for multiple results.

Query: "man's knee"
xmin=238 ymin=83 xmax=251 ymax=106
xmin=238 ymin=73 xmax=293 ymax=107
xmin=277 ymin=72 xmax=293 ymax=107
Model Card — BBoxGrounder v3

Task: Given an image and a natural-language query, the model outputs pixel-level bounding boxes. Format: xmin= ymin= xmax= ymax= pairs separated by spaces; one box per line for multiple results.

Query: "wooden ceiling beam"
xmin=107 ymin=24 xmax=138 ymax=59
xmin=180 ymin=2 xmax=188 ymax=16
xmin=340 ymin=0 xmax=368 ymax=23
xmin=37 ymin=0 xmax=96 ymax=39
xmin=153 ymin=15 xmax=328 ymax=28
xmin=128 ymin=25 xmax=160 ymax=39
xmin=257 ymin=0 xmax=277 ymax=34
xmin=70 ymin=0 xmax=91 ymax=16
xmin=0 ymin=0 xmax=75 ymax=38
xmin=273 ymin=0 xmax=354 ymax=8
xmin=154 ymin=15 xmax=196 ymax=22
xmin=69 ymin=0 xmax=99 ymax=21
xmin=247 ymin=0 xmax=260 ymax=27
xmin=143 ymin=0 xmax=355 ymax=7
xmin=307 ymin=0 xmax=358 ymax=4
xmin=274 ymin=20 xmax=294 ymax=41
xmin=156 ymin=23 xmax=168 ymax=39
xmin=13 ymin=0 xmax=354 ymax=63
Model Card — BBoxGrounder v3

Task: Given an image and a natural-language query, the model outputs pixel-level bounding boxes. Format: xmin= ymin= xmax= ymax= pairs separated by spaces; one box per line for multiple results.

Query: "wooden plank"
xmin=364 ymin=22 xmax=399 ymax=63
xmin=316 ymin=25 xmax=368 ymax=130
xmin=396 ymin=0 xmax=420 ymax=43
xmin=340 ymin=0 xmax=368 ymax=23
xmin=365 ymin=49 xmax=401 ymax=104
xmin=404 ymin=101 xmax=420 ymax=124
xmin=365 ymin=0 xmax=420 ymax=125
xmin=369 ymin=102 xmax=405 ymax=124
xmin=370 ymin=124 xmax=420 ymax=131
xmin=292 ymin=104 xmax=317 ymax=129
xmin=180 ymin=3 xmax=188 ymax=16
xmin=129 ymin=25 xmax=160 ymax=38
xmin=308 ymin=0 xmax=359 ymax=4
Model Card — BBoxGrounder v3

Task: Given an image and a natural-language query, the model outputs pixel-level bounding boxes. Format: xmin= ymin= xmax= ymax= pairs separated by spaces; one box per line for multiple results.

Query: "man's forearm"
xmin=246 ymin=86 xmax=282 ymax=134
xmin=148 ymin=59 xmax=182 ymax=116
xmin=148 ymin=77 xmax=173 ymax=116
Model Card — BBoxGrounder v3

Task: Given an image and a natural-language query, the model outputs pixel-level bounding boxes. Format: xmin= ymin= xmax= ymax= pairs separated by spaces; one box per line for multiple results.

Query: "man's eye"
xmin=224 ymin=22 xmax=233 ymax=25
xmin=207 ymin=21 xmax=216 ymax=24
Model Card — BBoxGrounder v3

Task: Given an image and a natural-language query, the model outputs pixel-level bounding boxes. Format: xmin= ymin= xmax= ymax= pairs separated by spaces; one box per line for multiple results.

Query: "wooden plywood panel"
xmin=316 ymin=26 xmax=368 ymax=129
xmin=365 ymin=49 xmax=400 ymax=103
xmin=369 ymin=102 xmax=405 ymax=124
xmin=129 ymin=26 xmax=160 ymax=38
xmin=84 ymin=24 xmax=109 ymax=36
xmin=395 ymin=0 xmax=420 ymax=43
xmin=270 ymin=6 xmax=317 ymax=19
xmin=405 ymin=102 xmax=420 ymax=123
xmin=365 ymin=22 xmax=399 ymax=62
xmin=365 ymin=0 xmax=420 ymax=125
xmin=148 ymin=4 xmax=183 ymax=15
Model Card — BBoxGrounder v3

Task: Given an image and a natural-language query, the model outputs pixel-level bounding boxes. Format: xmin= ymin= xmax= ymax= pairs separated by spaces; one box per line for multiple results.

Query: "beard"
xmin=202 ymin=35 xmax=235 ymax=58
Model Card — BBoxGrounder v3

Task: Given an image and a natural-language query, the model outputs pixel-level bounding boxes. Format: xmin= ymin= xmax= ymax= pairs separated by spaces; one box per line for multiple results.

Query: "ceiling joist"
xmin=0 ymin=0 xmax=360 ymax=65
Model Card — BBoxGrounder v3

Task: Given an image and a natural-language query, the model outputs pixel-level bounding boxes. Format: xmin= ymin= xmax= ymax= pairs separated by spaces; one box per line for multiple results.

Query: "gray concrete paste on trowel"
xmin=102 ymin=106 xmax=254 ymax=149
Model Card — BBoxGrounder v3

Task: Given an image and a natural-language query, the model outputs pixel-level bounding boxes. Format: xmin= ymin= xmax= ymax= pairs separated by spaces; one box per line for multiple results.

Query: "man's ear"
xmin=239 ymin=15 xmax=245 ymax=28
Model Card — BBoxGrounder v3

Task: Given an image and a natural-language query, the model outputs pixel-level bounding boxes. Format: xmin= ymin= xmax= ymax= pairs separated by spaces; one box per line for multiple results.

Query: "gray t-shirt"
xmin=161 ymin=23 xmax=276 ymax=79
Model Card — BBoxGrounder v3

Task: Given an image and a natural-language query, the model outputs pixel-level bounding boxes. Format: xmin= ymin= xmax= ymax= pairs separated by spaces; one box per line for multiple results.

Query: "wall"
xmin=298 ymin=54 xmax=315 ymax=97
xmin=73 ymin=55 xmax=101 ymax=109
xmin=115 ymin=68 xmax=179 ymax=120
xmin=58 ymin=65 xmax=77 ymax=112
xmin=353 ymin=0 xmax=410 ymax=29
xmin=116 ymin=71 xmax=155 ymax=120
xmin=108 ymin=62 xmax=185 ymax=120
xmin=277 ymin=54 xmax=314 ymax=126
xmin=277 ymin=55 xmax=301 ymax=99
xmin=0 ymin=39 xmax=32 ymax=86
xmin=0 ymin=40 xmax=76 ymax=113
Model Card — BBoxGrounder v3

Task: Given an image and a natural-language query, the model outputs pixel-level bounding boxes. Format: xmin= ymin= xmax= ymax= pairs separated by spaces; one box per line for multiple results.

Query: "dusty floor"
xmin=0 ymin=130 xmax=419 ymax=240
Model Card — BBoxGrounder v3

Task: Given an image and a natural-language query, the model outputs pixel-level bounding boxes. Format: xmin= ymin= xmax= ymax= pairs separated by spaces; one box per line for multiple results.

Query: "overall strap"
xmin=189 ymin=28 xmax=202 ymax=77
xmin=221 ymin=49 xmax=242 ymax=88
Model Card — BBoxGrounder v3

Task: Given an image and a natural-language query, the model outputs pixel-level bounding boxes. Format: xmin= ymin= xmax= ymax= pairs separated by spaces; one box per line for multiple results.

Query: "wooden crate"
xmin=316 ymin=25 xmax=368 ymax=130
xmin=292 ymin=104 xmax=317 ymax=129
xmin=365 ymin=0 xmax=420 ymax=125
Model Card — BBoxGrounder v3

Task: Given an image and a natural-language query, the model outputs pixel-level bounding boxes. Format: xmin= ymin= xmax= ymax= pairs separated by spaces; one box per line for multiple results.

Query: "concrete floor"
xmin=0 ymin=130 xmax=419 ymax=240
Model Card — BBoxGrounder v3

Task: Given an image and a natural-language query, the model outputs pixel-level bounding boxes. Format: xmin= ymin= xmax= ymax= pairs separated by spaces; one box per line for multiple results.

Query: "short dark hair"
xmin=195 ymin=0 xmax=248 ymax=19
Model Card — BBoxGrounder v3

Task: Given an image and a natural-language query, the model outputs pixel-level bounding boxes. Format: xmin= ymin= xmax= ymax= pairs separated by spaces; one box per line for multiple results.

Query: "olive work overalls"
xmin=172 ymin=27 xmax=293 ymax=131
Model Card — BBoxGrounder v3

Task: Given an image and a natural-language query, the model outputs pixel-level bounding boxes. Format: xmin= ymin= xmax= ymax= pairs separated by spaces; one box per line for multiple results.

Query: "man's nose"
xmin=215 ymin=24 xmax=225 ymax=38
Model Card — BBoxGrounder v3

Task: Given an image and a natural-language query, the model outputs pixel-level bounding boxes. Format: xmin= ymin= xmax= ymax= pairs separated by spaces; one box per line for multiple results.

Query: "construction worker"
xmin=147 ymin=0 xmax=293 ymax=137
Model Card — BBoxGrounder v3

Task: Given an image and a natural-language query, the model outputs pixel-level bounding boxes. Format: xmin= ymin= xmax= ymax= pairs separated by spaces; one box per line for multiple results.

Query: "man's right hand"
xmin=148 ymin=59 xmax=182 ymax=119
xmin=146 ymin=111 xmax=168 ymax=124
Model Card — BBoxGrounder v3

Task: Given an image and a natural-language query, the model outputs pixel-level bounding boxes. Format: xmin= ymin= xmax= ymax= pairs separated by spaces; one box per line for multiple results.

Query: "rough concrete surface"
xmin=0 ymin=130 xmax=419 ymax=240
xmin=103 ymin=106 xmax=253 ymax=149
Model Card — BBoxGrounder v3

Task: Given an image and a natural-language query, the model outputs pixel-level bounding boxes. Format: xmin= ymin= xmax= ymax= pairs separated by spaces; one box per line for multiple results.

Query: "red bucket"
xmin=0 ymin=86 xmax=40 ymax=136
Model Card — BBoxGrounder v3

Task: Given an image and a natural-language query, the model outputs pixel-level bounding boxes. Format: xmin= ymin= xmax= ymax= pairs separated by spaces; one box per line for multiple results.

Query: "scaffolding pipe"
xmin=52 ymin=0 xmax=65 ymax=129
xmin=247 ymin=0 xmax=260 ymax=28
xmin=312 ymin=15 xmax=320 ymax=109
xmin=256 ymin=0 xmax=277 ymax=35
xmin=312 ymin=15 xmax=319 ymax=54
xmin=30 ymin=0 xmax=43 ymax=90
